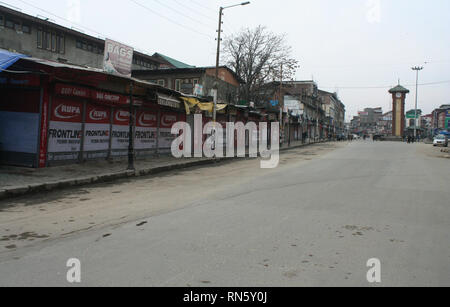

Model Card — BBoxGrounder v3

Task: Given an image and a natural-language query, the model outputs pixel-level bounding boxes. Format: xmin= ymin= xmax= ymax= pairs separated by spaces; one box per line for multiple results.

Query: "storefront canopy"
xmin=0 ymin=49 xmax=28 ymax=72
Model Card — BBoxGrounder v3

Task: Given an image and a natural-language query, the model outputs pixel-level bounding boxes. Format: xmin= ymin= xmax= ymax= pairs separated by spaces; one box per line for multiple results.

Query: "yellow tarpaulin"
xmin=180 ymin=97 xmax=227 ymax=115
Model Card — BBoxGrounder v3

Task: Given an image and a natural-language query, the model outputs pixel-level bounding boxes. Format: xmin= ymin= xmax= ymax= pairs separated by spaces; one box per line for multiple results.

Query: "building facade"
xmin=0 ymin=4 xmax=173 ymax=71
xmin=132 ymin=66 xmax=244 ymax=105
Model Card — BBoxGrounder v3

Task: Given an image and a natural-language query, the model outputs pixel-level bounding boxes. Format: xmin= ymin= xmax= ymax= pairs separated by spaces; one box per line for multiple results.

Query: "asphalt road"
xmin=0 ymin=141 xmax=449 ymax=287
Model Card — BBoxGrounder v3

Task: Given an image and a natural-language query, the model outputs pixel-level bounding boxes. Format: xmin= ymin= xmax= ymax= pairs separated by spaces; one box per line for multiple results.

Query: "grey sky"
xmin=3 ymin=0 xmax=449 ymax=120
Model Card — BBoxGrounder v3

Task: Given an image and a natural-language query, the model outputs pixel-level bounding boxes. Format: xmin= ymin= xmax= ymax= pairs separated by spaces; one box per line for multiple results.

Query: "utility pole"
xmin=279 ymin=64 xmax=284 ymax=146
xmin=213 ymin=6 xmax=223 ymax=123
xmin=412 ymin=66 xmax=424 ymax=139
xmin=127 ymin=82 xmax=135 ymax=171
xmin=213 ymin=2 xmax=250 ymax=122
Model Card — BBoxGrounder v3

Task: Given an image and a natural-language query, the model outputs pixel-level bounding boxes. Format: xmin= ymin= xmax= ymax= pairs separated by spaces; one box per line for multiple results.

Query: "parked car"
xmin=433 ymin=135 xmax=448 ymax=147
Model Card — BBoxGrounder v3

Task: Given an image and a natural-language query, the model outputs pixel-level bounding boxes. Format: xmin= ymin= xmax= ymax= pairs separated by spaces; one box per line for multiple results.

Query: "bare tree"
xmin=222 ymin=25 xmax=299 ymax=105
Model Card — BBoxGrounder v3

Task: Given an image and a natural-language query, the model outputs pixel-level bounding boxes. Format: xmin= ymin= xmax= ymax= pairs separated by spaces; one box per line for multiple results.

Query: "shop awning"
xmin=180 ymin=97 xmax=227 ymax=115
xmin=0 ymin=49 xmax=28 ymax=72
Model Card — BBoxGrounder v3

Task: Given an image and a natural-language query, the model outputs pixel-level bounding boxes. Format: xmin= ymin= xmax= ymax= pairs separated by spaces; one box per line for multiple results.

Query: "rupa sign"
xmin=103 ymin=39 xmax=134 ymax=78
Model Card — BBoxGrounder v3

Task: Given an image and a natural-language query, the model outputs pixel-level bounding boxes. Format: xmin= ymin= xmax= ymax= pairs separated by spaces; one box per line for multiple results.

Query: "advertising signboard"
xmin=159 ymin=112 xmax=179 ymax=149
xmin=92 ymin=90 xmax=128 ymax=106
xmin=135 ymin=110 xmax=158 ymax=150
xmin=47 ymin=98 xmax=83 ymax=161
xmin=111 ymin=109 xmax=131 ymax=155
xmin=83 ymin=104 xmax=111 ymax=154
xmin=103 ymin=39 xmax=134 ymax=78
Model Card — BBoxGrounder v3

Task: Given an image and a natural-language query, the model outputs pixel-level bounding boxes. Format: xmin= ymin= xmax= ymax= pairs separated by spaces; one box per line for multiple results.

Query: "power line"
xmin=129 ymin=0 xmax=213 ymax=40
xmin=320 ymin=80 xmax=450 ymax=90
xmin=10 ymin=0 xmax=153 ymax=55
xmin=171 ymin=0 xmax=217 ymax=22
xmin=13 ymin=0 xmax=104 ymax=38
xmin=187 ymin=0 xmax=217 ymax=13
xmin=152 ymin=0 xmax=215 ymax=28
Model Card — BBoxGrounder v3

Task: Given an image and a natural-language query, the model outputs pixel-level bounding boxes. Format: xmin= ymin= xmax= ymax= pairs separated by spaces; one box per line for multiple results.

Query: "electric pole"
xmin=412 ymin=66 xmax=424 ymax=139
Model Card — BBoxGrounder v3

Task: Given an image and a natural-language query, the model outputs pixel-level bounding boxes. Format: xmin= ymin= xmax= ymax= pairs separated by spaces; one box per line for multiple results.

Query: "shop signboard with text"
xmin=47 ymin=99 xmax=83 ymax=161
xmin=111 ymin=109 xmax=131 ymax=156
xmin=135 ymin=110 xmax=158 ymax=151
xmin=103 ymin=39 xmax=134 ymax=78
xmin=83 ymin=104 xmax=111 ymax=159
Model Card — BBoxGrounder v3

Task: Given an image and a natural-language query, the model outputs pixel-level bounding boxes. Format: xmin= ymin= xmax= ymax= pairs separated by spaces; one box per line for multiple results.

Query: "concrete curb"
xmin=0 ymin=141 xmax=323 ymax=201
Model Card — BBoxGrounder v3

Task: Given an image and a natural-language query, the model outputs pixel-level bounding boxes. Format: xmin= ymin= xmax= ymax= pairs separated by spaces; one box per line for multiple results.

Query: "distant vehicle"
xmin=373 ymin=134 xmax=383 ymax=141
xmin=433 ymin=135 xmax=448 ymax=147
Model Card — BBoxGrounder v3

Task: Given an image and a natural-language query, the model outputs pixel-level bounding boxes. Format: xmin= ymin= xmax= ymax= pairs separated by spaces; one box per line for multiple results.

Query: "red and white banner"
xmin=48 ymin=99 xmax=83 ymax=153
xmin=39 ymin=88 xmax=49 ymax=167
xmin=111 ymin=109 xmax=131 ymax=150
xmin=159 ymin=112 xmax=179 ymax=148
xmin=135 ymin=110 xmax=157 ymax=150
xmin=83 ymin=104 xmax=111 ymax=152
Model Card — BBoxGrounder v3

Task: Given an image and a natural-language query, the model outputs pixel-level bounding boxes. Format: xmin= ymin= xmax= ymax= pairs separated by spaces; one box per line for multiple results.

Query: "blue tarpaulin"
xmin=0 ymin=49 xmax=28 ymax=72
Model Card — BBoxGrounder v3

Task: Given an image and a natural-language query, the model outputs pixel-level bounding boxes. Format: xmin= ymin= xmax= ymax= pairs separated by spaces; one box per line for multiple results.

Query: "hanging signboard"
xmin=103 ymin=39 xmax=134 ymax=78
xmin=47 ymin=99 xmax=83 ymax=161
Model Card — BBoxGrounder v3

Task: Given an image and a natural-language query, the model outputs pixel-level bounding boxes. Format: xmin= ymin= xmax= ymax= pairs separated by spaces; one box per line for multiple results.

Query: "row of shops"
xmin=0 ymin=50 xmax=328 ymax=168
xmin=0 ymin=50 xmax=276 ymax=168
xmin=0 ymin=51 xmax=191 ymax=168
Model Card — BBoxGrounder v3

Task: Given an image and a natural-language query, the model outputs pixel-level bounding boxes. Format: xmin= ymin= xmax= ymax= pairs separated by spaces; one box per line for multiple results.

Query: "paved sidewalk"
xmin=0 ymin=140 xmax=318 ymax=200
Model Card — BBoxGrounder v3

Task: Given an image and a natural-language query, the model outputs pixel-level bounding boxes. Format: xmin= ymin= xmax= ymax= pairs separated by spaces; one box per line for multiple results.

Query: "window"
xmin=81 ymin=42 xmax=87 ymax=50
xmin=14 ymin=22 xmax=21 ymax=32
xmin=157 ymin=80 xmax=165 ymax=87
xmin=76 ymin=40 xmax=82 ymax=49
xmin=57 ymin=35 xmax=65 ymax=54
xmin=175 ymin=79 xmax=182 ymax=91
xmin=22 ymin=24 xmax=31 ymax=34
xmin=51 ymin=33 xmax=57 ymax=52
xmin=45 ymin=32 xmax=51 ymax=50
xmin=5 ymin=19 xmax=14 ymax=29
xmin=37 ymin=29 xmax=43 ymax=48
xmin=193 ymin=79 xmax=199 ymax=86
xmin=0 ymin=15 xmax=4 ymax=26
xmin=87 ymin=44 xmax=93 ymax=52
xmin=37 ymin=29 xmax=64 ymax=53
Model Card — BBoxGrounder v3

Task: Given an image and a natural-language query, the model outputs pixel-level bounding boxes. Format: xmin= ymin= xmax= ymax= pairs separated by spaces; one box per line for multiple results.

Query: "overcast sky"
xmin=3 ymin=0 xmax=450 ymax=120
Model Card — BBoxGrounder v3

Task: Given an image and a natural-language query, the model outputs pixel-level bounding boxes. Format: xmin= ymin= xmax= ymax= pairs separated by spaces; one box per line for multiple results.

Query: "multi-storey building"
xmin=132 ymin=66 xmax=244 ymax=105
xmin=0 ymin=4 xmax=176 ymax=70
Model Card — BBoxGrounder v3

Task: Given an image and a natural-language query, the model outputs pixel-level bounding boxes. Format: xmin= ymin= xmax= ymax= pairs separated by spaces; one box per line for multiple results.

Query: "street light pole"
xmin=412 ymin=66 xmax=424 ymax=139
xmin=213 ymin=2 xmax=250 ymax=122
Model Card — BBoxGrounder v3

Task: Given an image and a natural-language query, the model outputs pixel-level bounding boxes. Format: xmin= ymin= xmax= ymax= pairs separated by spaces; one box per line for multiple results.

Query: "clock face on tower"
xmin=396 ymin=93 xmax=402 ymax=98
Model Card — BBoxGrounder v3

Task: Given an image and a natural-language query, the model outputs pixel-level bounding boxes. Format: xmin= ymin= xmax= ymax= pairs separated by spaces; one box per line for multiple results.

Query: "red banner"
xmin=92 ymin=90 xmax=127 ymax=106
xmin=113 ymin=109 xmax=131 ymax=126
xmin=39 ymin=87 xmax=49 ymax=168
xmin=86 ymin=104 xmax=111 ymax=124
xmin=51 ymin=99 xmax=83 ymax=123
xmin=160 ymin=112 xmax=179 ymax=129
xmin=54 ymin=84 xmax=90 ymax=98
xmin=136 ymin=110 xmax=157 ymax=128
